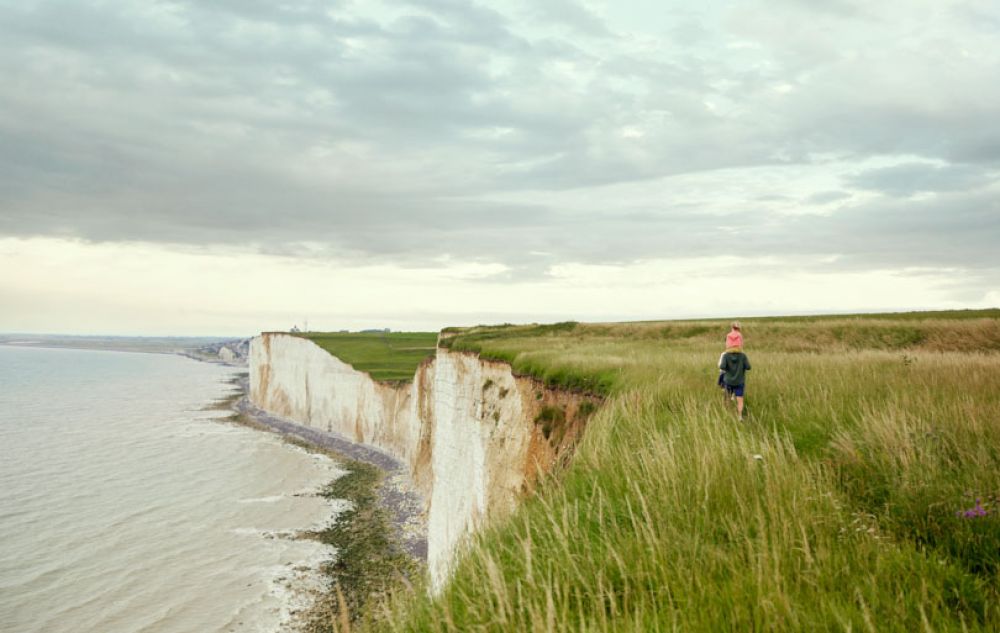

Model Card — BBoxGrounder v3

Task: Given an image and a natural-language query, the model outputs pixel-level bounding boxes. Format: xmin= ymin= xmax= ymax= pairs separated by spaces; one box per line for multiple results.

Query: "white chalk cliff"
xmin=249 ymin=332 xmax=594 ymax=588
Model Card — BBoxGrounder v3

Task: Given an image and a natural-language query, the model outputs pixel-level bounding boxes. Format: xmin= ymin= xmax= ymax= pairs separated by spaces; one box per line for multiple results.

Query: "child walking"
xmin=718 ymin=322 xmax=743 ymax=388
xmin=720 ymin=347 xmax=752 ymax=420
xmin=717 ymin=322 xmax=751 ymax=419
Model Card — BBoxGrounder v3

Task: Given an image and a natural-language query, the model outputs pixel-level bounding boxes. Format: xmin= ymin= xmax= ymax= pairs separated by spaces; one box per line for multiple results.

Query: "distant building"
xmin=290 ymin=325 xmax=301 ymax=333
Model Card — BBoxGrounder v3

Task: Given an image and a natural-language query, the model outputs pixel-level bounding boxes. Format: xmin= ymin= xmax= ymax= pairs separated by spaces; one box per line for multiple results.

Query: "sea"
xmin=0 ymin=345 xmax=342 ymax=633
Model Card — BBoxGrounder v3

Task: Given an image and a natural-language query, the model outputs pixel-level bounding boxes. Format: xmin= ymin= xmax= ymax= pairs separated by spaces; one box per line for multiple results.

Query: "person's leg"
xmin=733 ymin=384 xmax=745 ymax=419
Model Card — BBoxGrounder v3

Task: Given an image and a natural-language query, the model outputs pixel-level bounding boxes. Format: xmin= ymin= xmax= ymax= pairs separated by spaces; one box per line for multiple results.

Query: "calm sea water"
xmin=0 ymin=346 xmax=340 ymax=633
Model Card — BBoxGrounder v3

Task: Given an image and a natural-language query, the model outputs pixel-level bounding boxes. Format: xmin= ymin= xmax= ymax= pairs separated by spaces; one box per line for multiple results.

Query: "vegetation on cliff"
xmin=371 ymin=310 xmax=1000 ymax=631
xmin=297 ymin=332 xmax=437 ymax=382
xmin=304 ymin=460 xmax=420 ymax=633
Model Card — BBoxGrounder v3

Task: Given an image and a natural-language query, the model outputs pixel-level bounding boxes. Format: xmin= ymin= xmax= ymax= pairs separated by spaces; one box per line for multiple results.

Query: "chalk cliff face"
xmin=249 ymin=332 xmax=594 ymax=587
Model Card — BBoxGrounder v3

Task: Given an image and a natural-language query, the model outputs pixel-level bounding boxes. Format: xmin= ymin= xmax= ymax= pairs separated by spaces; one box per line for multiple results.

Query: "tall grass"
xmin=367 ymin=314 xmax=1000 ymax=631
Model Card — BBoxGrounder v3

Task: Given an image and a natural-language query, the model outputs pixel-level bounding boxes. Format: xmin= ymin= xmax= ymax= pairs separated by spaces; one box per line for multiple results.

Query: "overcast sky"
xmin=1 ymin=0 xmax=998 ymax=335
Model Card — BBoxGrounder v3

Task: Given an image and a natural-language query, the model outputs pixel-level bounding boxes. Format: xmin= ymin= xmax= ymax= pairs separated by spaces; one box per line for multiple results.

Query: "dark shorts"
xmin=725 ymin=383 xmax=745 ymax=397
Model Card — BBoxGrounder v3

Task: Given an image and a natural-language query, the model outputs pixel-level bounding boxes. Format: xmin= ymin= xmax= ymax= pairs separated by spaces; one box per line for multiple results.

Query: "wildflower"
xmin=957 ymin=498 xmax=990 ymax=519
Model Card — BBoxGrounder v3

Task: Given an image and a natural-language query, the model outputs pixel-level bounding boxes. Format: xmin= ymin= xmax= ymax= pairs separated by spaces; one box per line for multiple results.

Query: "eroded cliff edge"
xmin=249 ymin=332 xmax=597 ymax=588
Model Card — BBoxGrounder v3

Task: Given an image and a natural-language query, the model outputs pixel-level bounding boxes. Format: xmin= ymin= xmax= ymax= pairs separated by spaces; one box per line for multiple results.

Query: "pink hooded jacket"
xmin=726 ymin=328 xmax=743 ymax=350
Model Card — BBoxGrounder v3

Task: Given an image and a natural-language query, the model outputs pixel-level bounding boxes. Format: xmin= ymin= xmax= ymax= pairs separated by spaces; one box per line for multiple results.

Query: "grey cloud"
xmin=957 ymin=4 xmax=1000 ymax=32
xmin=769 ymin=187 xmax=1000 ymax=271
xmin=400 ymin=0 xmax=515 ymax=40
xmin=3 ymin=142 xmax=997 ymax=281
xmin=2 ymin=0 xmax=1000 ymax=281
xmin=174 ymin=0 xmax=343 ymax=25
xmin=725 ymin=1 xmax=1000 ymax=167
xmin=788 ymin=105 xmax=1000 ymax=170
xmin=529 ymin=0 xmax=613 ymax=38
xmin=949 ymin=134 xmax=1000 ymax=165
xmin=805 ymin=191 xmax=851 ymax=205
xmin=772 ymin=0 xmax=862 ymax=18
xmin=474 ymin=186 xmax=1000 ymax=275
xmin=845 ymin=163 xmax=997 ymax=197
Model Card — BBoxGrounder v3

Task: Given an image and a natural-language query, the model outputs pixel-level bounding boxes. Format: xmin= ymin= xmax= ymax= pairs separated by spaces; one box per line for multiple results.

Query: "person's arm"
xmin=744 ymin=355 xmax=751 ymax=371
xmin=718 ymin=352 xmax=725 ymax=369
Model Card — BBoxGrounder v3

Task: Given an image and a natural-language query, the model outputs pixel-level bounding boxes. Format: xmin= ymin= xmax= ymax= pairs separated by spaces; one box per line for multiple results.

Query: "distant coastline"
xmin=0 ymin=333 xmax=250 ymax=362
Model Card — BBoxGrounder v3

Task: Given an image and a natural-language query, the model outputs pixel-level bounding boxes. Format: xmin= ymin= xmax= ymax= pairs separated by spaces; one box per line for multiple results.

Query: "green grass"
xmin=298 ymin=331 xmax=438 ymax=382
xmin=370 ymin=311 xmax=1000 ymax=631
xmin=622 ymin=308 xmax=1000 ymax=324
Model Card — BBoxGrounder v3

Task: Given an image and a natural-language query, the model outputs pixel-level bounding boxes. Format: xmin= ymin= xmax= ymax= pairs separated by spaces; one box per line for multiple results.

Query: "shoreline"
xmin=212 ymin=372 xmax=427 ymax=628
xmin=230 ymin=375 xmax=428 ymax=561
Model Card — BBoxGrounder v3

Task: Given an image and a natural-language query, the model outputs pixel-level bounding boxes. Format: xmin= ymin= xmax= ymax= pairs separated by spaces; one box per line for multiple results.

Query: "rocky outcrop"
xmin=249 ymin=332 xmax=596 ymax=587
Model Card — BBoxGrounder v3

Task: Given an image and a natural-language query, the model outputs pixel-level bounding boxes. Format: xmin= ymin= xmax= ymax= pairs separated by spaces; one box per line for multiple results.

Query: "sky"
xmin=1 ymin=0 xmax=998 ymax=336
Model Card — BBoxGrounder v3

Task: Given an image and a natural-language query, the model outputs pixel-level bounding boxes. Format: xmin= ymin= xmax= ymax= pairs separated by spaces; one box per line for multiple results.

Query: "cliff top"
xmin=439 ymin=309 xmax=1000 ymax=395
xmin=295 ymin=331 xmax=437 ymax=382
xmin=384 ymin=309 xmax=1000 ymax=630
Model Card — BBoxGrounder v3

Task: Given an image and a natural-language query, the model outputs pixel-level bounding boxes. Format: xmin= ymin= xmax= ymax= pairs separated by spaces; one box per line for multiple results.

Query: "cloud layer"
xmin=1 ymin=0 xmax=998 ymax=282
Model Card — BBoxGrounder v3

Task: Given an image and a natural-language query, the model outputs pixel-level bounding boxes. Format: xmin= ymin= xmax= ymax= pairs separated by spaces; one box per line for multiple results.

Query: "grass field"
xmin=359 ymin=311 xmax=1000 ymax=631
xmin=297 ymin=331 xmax=437 ymax=382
